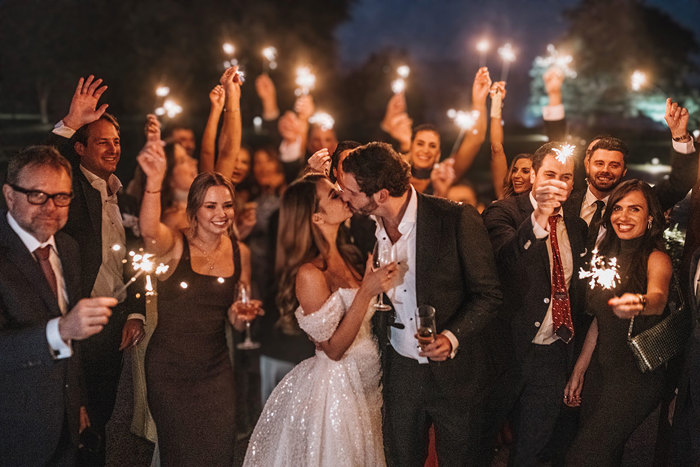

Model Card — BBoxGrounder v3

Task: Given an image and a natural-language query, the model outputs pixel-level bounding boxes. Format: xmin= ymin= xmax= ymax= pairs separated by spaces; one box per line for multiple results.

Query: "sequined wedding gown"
xmin=244 ymin=288 xmax=385 ymax=467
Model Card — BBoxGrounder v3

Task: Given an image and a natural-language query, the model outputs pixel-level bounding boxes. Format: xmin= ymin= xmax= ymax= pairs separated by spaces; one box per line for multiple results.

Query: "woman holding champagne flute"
xmin=137 ymin=138 xmax=257 ymax=466
xmin=244 ymin=173 xmax=396 ymax=466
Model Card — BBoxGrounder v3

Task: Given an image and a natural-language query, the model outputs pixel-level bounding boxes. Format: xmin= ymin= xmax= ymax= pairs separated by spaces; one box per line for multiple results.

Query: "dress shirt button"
xmin=534 ymin=321 xmax=541 ymax=328
xmin=543 ymin=297 xmax=550 ymax=304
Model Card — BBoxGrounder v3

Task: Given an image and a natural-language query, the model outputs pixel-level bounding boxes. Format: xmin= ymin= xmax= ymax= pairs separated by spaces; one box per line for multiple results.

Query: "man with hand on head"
xmin=0 ymin=146 xmax=115 ymax=466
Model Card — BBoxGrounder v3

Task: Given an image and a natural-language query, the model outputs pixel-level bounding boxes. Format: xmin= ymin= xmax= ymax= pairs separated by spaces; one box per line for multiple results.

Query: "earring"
xmin=647 ymin=218 xmax=653 ymax=230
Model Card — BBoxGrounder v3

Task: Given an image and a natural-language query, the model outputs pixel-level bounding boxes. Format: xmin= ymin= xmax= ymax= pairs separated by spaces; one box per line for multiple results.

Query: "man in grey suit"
xmin=0 ymin=146 xmax=115 ymax=466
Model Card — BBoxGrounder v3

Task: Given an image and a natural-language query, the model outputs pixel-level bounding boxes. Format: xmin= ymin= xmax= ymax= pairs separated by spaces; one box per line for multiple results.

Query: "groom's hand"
xmin=418 ymin=334 xmax=452 ymax=361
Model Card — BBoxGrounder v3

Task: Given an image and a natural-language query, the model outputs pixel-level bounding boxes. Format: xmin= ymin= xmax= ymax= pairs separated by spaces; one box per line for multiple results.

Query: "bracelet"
xmin=672 ymin=133 xmax=691 ymax=142
xmin=636 ymin=293 xmax=647 ymax=314
xmin=144 ymin=189 xmax=161 ymax=194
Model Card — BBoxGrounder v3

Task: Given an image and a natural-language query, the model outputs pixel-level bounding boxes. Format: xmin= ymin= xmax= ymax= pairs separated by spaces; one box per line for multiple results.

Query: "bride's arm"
xmin=296 ymin=260 xmax=396 ymax=361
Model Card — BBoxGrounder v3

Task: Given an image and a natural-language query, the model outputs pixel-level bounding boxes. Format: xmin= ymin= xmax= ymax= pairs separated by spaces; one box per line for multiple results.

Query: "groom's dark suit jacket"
xmin=374 ymin=192 xmax=503 ymax=399
xmin=0 ymin=211 xmax=83 ymax=465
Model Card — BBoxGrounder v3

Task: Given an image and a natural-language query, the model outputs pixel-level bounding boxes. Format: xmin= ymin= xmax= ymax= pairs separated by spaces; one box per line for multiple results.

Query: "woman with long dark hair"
xmin=244 ymin=173 xmax=396 ymax=466
xmin=564 ymin=179 xmax=672 ymax=465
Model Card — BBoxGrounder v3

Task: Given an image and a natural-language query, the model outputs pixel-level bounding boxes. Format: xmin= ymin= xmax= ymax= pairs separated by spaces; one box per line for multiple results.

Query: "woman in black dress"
xmin=564 ymin=180 xmax=672 ymax=466
xmin=137 ymin=141 xmax=254 ymax=466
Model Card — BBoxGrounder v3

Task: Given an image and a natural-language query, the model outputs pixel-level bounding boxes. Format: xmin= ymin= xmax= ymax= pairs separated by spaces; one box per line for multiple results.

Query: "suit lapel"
xmin=56 ymin=233 xmax=81 ymax=308
xmin=415 ymin=194 xmax=442 ymax=305
xmin=78 ymin=172 xmax=103 ymax=237
xmin=0 ymin=214 xmax=62 ymax=317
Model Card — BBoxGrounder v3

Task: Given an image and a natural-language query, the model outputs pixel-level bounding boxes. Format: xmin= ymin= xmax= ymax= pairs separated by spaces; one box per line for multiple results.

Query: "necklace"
xmin=191 ymin=236 xmax=222 ymax=271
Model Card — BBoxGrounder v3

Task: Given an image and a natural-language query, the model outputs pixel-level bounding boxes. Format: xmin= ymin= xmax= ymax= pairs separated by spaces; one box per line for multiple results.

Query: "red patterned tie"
xmin=34 ymin=246 xmax=58 ymax=301
xmin=548 ymin=215 xmax=574 ymax=343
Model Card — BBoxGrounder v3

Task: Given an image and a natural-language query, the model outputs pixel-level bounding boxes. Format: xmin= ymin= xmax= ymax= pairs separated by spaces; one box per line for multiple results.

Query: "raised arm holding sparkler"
xmin=489 ymin=81 xmax=508 ymax=199
xmin=215 ymin=66 xmax=243 ymax=179
xmin=450 ymin=67 xmax=490 ymax=179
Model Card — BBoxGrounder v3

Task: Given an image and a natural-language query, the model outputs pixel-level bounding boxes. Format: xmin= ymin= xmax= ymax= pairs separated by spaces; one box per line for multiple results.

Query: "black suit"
xmin=375 ymin=192 xmax=502 ymax=465
xmin=672 ymin=247 xmax=700 ymax=465
xmin=47 ymin=131 xmax=144 ymax=463
xmin=0 ymin=211 xmax=83 ymax=466
xmin=481 ymin=192 xmax=588 ymax=466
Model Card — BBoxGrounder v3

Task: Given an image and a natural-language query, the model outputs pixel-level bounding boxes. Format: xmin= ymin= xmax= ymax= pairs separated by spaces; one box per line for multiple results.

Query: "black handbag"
xmin=627 ymin=275 xmax=690 ymax=373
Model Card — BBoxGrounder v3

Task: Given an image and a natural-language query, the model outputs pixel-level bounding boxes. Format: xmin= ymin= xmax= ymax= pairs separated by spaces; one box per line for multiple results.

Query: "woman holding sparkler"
xmin=136 ymin=135 xmax=255 ymax=466
xmin=564 ymin=180 xmax=672 ymax=466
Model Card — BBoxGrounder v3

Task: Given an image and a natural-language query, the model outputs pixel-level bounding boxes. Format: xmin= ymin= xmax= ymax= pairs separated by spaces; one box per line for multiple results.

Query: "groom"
xmin=339 ymin=142 xmax=502 ymax=465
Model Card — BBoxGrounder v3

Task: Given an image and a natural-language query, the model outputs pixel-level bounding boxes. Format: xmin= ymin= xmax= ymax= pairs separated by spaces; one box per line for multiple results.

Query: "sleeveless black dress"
xmin=146 ymin=237 xmax=240 ymax=466
xmin=567 ymin=238 xmax=666 ymax=466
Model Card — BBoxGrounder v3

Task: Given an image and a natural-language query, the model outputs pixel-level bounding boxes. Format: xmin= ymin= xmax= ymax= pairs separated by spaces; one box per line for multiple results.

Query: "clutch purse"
xmin=627 ymin=275 xmax=690 ymax=373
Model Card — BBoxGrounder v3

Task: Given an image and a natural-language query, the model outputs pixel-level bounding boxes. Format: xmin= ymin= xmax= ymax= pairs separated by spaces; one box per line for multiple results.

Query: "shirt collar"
xmin=80 ymin=165 xmax=122 ymax=197
xmin=529 ymin=191 xmax=565 ymax=219
xmin=6 ymin=212 xmax=57 ymax=254
xmin=374 ymin=186 xmax=418 ymax=237
xmin=584 ymin=186 xmax=609 ymax=207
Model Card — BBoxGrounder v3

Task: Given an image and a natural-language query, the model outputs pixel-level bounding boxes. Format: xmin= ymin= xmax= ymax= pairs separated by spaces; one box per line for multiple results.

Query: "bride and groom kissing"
xmin=244 ymin=141 xmax=502 ymax=466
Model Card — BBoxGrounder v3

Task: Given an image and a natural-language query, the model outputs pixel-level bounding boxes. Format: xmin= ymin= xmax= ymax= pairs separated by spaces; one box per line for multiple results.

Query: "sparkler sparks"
xmin=397 ymin=65 xmax=410 ymax=79
xmin=449 ymin=109 xmax=480 ymax=130
xmin=578 ymin=250 xmax=620 ymax=290
xmin=498 ymin=43 xmax=516 ymax=82
xmin=222 ymin=42 xmax=235 ymax=56
xmin=262 ymin=46 xmax=278 ymax=71
xmin=162 ymin=99 xmax=183 ymax=118
xmin=391 ymin=78 xmax=406 ymax=94
xmin=630 ymin=70 xmax=647 ymax=91
xmin=309 ymin=111 xmax=335 ymax=131
xmin=155 ymin=86 xmax=170 ymax=97
xmin=295 ymin=66 xmax=316 ymax=96
xmin=552 ymin=143 xmax=576 ymax=164
xmin=476 ymin=39 xmax=490 ymax=54
xmin=534 ymin=44 xmax=577 ymax=78
xmin=114 ymin=249 xmax=170 ymax=298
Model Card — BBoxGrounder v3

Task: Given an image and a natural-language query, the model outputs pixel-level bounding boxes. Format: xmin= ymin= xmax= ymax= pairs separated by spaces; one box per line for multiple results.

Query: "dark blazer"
xmin=0 ymin=211 xmax=83 ymax=465
xmin=482 ymin=192 xmax=589 ymax=361
xmin=375 ymin=192 xmax=503 ymax=399
xmin=677 ymin=247 xmax=700 ymax=416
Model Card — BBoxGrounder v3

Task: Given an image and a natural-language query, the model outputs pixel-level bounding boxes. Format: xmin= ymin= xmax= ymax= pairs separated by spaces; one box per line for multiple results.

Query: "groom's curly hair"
xmin=341 ymin=142 xmax=410 ymax=197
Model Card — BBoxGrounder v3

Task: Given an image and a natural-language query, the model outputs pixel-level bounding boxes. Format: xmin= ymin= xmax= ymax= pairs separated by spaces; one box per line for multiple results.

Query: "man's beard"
xmin=353 ymin=197 xmax=379 ymax=216
xmin=588 ymin=172 xmax=620 ymax=194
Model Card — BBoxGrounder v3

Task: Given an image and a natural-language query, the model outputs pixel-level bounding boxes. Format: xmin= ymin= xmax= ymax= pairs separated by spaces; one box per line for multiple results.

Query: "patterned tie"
xmin=586 ymin=200 xmax=605 ymax=252
xmin=34 ymin=245 xmax=58 ymax=301
xmin=548 ymin=215 xmax=574 ymax=343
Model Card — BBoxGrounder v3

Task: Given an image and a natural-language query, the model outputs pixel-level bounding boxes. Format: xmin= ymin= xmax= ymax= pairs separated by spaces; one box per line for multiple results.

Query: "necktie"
xmin=586 ymin=200 xmax=605 ymax=251
xmin=34 ymin=245 xmax=58 ymax=301
xmin=548 ymin=215 xmax=574 ymax=343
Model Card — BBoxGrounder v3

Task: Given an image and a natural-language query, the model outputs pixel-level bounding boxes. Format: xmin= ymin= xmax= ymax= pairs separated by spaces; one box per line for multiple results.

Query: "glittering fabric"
xmin=244 ymin=288 xmax=385 ymax=466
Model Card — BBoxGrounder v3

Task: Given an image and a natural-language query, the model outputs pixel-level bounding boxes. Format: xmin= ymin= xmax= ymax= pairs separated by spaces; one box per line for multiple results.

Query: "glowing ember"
xmin=552 ymin=144 xmax=576 ymax=164
xmin=579 ymin=250 xmax=620 ymax=290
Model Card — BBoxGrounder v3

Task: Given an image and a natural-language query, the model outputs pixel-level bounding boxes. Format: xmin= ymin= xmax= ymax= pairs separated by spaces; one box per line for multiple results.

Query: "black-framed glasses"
xmin=8 ymin=184 xmax=74 ymax=207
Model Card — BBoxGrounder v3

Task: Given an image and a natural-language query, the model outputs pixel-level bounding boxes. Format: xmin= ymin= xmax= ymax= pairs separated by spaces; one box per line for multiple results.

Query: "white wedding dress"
xmin=243 ymin=288 xmax=385 ymax=467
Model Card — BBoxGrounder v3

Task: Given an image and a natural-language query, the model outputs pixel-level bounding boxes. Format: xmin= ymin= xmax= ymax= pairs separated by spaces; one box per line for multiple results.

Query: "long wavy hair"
xmin=502 ymin=153 xmax=533 ymax=198
xmin=597 ymin=179 xmax=666 ymax=291
xmin=275 ymin=174 xmax=362 ymax=335
xmin=186 ymin=172 xmax=237 ymax=238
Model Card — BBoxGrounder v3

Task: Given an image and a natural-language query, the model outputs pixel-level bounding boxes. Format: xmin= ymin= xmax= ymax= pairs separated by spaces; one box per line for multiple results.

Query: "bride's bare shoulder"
xmin=296 ymin=263 xmax=332 ymax=316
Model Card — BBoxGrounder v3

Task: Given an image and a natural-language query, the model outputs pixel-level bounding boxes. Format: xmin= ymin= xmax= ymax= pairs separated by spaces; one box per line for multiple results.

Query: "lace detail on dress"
xmin=295 ymin=292 xmax=347 ymax=342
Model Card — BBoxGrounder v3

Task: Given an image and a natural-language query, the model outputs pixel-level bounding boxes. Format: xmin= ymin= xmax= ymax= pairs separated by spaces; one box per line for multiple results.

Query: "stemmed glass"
xmin=235 ymin=283 xmax=261 ymax=350
xmin=373 ymin=241 xmax=394 ymax=311
xmin=415 ymin=305 xmax=437 ymax=350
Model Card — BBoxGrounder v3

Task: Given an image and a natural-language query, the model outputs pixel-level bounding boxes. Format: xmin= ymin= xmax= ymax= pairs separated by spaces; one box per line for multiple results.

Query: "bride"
xmin=244 ymin=173 xmax=396 ymax=466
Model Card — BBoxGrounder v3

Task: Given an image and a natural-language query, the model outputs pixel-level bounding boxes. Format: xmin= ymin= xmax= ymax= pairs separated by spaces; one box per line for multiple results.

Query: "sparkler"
xmin=534 ymin=44 xmax=577 ymax=78
xmin=397 ymin=65 xmax=410 ymax=79
xmin=447 ymin=109 xmax=481 ymax=156
xmin=162 ymin=99 xmax=183 ymax=118
xmin=578 ymin=250 xmax=620 ymax=290
xmin=391 ymin=78 xmax=406 ymax=94
xmin=262 ymin=46 xmax=278 ymax=72
xmin=476 ymin=38 xmax=490 ymax=67
xmin=309 ymin=111 xmax=335 ymax=131
xmin=552 ymin=143 xmax=576 ymax=164
xmin=222 ymin=42 xmax=235 ymax=56
xmin=498 ymin=43 xmax=516 ymax=82
xmin=114 ymin=250 xmax=169 ymax=298
xmin=630 ymin=70 xmax=647 ymax=91
xmin=155 ymin=86 xmax=170 ymax=97
xmin=295 ymin=66 xmax=316 ymax=96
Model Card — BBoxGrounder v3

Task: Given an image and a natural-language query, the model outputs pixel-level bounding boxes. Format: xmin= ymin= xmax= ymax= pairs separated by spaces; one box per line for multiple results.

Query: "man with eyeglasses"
xmin=0 ymin=146 xmax=117 ymax=465
xmin=49 ymin=75 xmax=145 ymax=465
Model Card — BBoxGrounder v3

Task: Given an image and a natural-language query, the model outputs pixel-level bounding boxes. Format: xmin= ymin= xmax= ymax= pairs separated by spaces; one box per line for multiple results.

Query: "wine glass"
xmin=373 ymin=241 xmax=394 ymax=311
xmin=415 ymin=305 xmax=437 ymax=350
xmin=235 ymin=283 xmax=261 ymax=350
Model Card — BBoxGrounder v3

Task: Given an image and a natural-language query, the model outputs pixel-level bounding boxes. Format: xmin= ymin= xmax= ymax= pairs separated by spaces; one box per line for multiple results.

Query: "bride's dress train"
xmin=243 ymin=288 xmax=385 ymax=466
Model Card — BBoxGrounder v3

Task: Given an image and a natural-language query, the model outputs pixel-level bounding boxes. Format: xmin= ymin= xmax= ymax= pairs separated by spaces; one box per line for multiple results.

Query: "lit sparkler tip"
xmin=552 ymin=143 xmax=576 ymax=164
xmin=631 ymin=70 xmax=647 ymax=91
xmin=397 ymin=65 xmax=410 ymax=78
xmin=447 ymin=108 xmax=457 ymax=119
xmin=476 ymin=39 xmax=490 ymax=53
xmin=579 ymin=250 xmax=621 ymax=290
xmin=309 ymin=112 xmax=335 ymax=131
xmin=452 ymin=109 xmax=481 ymax=130
xmin=154 ymin=107 xmax=165 ymax=117
xmin=262 ymin=46 xmax=277 ymax=62
xmin=498 ymin=43 xmax=516 ymax=62
xmin=155 ymin=86 xmax=170 ymax=97
xmin=295 ymin=66 xmax=316 ymax=95
xmin=222 ymin=42 xmax=235 ymax=55
xmin=180 ymin=281 xmax=189 ymax=289
xmin=391 ymin=78 xmax=406 ymax=94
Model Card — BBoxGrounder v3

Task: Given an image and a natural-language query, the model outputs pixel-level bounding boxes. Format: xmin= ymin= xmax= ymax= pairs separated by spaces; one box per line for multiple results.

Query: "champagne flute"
xmin=415 ymin=305 xmax=437 ymax=350
xmin=235 ymin=283 xmax=261 ymax=350
xmin=373 ymin=241 xmax=394 ymax=311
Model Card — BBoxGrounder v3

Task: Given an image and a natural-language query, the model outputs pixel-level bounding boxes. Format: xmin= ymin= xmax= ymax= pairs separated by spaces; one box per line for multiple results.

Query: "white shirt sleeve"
xmin=441 ymin=330 xmax=459 ymax=359
xmin=278 ymin=137 xmax=303 ymax=163
xmin=46 ymin=317 xmax=72 ymax=359
xmin=542 ymin=104 xmax=565 ymax=122
xmin=672 ymin=138 xmax=696 ymax=155
xmin=52 ymin=120 xmax=77 ymax=139
xmin=531 ymin=212 xmax=550 ymax=239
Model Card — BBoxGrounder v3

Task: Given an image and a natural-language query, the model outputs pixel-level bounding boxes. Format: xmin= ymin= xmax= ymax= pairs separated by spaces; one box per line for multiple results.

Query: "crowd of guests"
xmin=1 ymin=58 xmax=699 ymax=467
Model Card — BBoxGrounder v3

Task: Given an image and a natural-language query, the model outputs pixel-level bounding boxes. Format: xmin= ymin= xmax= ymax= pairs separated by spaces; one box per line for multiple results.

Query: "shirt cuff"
xmin=46 ymin=317 xmax=72 ymax=359
xmin=127 ymin=313 xmax=145 ymax=323
xmin=279 ymin=137 xmax=303 ymax=163
xmin=542 ymin=104 xmax=565 ymax=122
xmin=531 ymin=212 xmax=550 ymax=239
xmin=441 ymin=330 xmax=459 ymax=359
xmin=53 ymin=120 xmax=76 ymax=139
xmin=672 ymin=138 xmax=695 ymax=155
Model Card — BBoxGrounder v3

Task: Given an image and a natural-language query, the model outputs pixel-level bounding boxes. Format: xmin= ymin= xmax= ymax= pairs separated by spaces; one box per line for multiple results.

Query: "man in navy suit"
xmin=0 ymin=146 xmax=115 ymax=465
